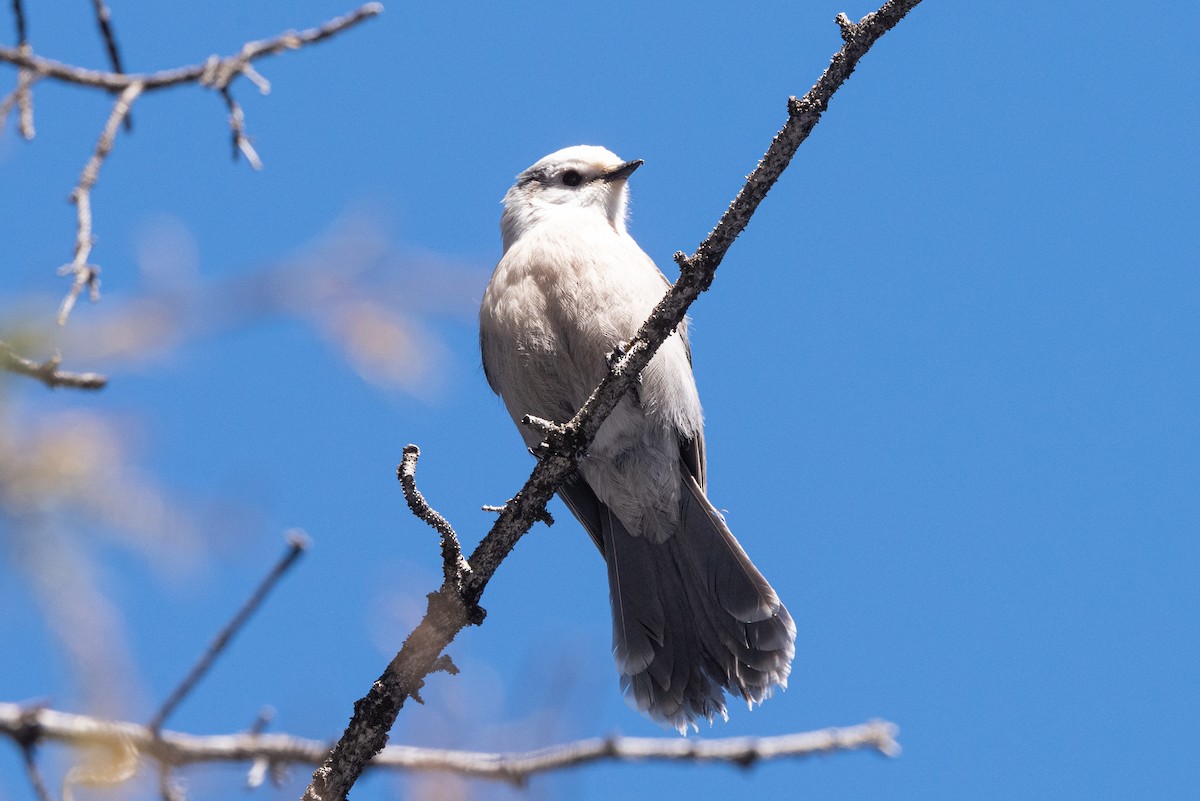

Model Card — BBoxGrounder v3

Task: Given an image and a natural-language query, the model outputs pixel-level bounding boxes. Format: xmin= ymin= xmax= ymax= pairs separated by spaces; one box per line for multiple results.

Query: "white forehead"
xmin=525 ymin=144 xmax=624 ymax=174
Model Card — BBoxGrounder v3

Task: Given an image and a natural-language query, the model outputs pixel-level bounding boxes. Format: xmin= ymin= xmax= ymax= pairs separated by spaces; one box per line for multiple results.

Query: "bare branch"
xmin=9 ymin=704 xmax=55 ymax=801
xmin=0 ymin=704 xmax=897 ymax=783
xmin=0 ymin=4 xmax=383 ymax=91
xmin=88 ymin=0 xmax=131 ymax=131
xmin=11 ymin=0 xmax=26 ymax=44
xmin=219 ymin=86 xmax=262 ymax=169
xmin=305 ymin=2 xmax=923 ymax=798
xmin=56 ymin=79 xmax=143 ymax=325
xmin=0 ymin=3 xmax=383 ymax=325
xmin=482 ymin=501 xmax=553 ymax=527
xmin=0 ymin=340 xmax=107 ymax=389
xmin=22 ymin=745 xmax=55 ymax=801
xmin=88 ymin=0 xmax=126 ymax=76
xmin=147 ymin=532 xmax=310 ymax=733
xmin=245 ymin=708 xmax=276 ymax=790
xmin=0 ymin=44 xmax=36 ymax=139
xmin=397 ymin=445 xmax=474 ymax=595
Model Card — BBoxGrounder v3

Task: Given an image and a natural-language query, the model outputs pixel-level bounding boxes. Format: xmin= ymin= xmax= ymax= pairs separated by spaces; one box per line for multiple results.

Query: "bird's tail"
xmin=601 ymin=473 xmax=796 ymax=733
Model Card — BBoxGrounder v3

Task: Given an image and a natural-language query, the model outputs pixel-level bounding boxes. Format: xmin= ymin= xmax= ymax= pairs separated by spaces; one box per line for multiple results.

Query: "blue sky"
xmin=1 ymin=1 xmax=1197 ymax=799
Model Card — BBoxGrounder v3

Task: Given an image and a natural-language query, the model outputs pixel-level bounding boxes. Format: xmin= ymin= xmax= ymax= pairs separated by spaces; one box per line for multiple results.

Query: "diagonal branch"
xmin=88 ymin=0 xmax=126 ymax=77
xmin=88 ymin=0 xmax=131 ymax=131
xmin=305 ymin=2 xmax=923 ymax=799
xmin=147 ymin=532 xmax=310 ymax=733
xmin=0 ymin=704 xmax=897 ymax=784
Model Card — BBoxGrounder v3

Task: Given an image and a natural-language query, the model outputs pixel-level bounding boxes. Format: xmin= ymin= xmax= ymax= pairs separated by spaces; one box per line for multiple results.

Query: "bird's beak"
xmin=602 ymin=159 xmax=643 ymax=182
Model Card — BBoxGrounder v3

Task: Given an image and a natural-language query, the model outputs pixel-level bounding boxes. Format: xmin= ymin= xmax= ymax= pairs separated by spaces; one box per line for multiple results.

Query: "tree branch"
xmin=88 ymin=0 xmax=130 ymax=131
xmin=0 ymin=340 xmax=107 ymax=389
xmin=397 ymin=445 xmax=474 ymax=597
xmin=0 ymin=4 xmax=383 ymax=91
xmin=0 ymin=3 xmax=384 ymax=325
xmin=304 ymin=2 xmax=923 ymax=799
xmin=56 ymin=79 xmax=143 ymax=325
xmin=0 ymin=704 xmax=897 ymax=785
xmin=148 ymin=532 xmax=310 ymax=733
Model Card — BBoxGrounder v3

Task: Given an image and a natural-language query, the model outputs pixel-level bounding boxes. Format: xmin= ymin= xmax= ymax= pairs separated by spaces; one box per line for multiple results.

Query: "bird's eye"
xmin=561 ymin=170 xmax=583 ymax=187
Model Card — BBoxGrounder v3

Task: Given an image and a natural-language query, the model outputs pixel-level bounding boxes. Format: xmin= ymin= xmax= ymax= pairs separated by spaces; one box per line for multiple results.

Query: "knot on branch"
xmin=835 ymin=12 xmax=862 ymax=43
xmin=787 ymin=94 xmax=825 ymax=118
xmin=522 ymin=415 xmax=589 ymax=461
xmin=13 ymin=705 xmax=45 ymax=750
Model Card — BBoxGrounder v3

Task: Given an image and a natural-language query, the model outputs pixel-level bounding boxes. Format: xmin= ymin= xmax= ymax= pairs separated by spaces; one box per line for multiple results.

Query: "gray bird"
xmin=480 ymin=145 xmax=795 ymax=732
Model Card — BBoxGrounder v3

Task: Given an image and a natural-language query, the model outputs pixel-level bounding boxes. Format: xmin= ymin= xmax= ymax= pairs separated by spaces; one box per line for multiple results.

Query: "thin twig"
xmin=0 ymin=44 xmax=36 ymax=139
xmin=482 ymin=501 xmax=553 ymax=527
xmin=245 ymin=708 xmax=276 ymax=790
xmin=398 ymin=446 xmax=473 ymax=594
xmin=21 ymin=744 xmax=55 ymax=801
xmin=219 ymin=86 xmax=262 ymax=169
xmin=147 ymin=532 xmax=310 ymax=733
xmin=11 ymin=0 xmax=26 ymax=44
xmin=11 ymin=705 xmax=54 ymax=801
xmin=158 ymin=768 xmax=185 ymax=801
xmin=88 ymin=0 xmax=131 ymax=131
xmin=88 ymin=0 xmax=125 ymax=75
xmin=7 ymin=0 xmax=34 ymax=138
xmin=0 ymin=340 xmax=107 ymax=389
xmin=304 ymin=3 xmax=923 ymax=798
xmin=57 ymin=79 xmax=143 ymax=326
xmin=0 ymin=704 xmax=897 ymax=783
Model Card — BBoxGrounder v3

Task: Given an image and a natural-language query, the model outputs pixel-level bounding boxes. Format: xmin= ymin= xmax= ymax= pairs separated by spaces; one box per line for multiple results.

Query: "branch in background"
xmin=305 ymin=1 xmax=923 ymax=798
xmin=0 ymin=60 xmax=35 ymax=136
xmin=0 ymin=339 xmax=107 ymax=389
xmin=0 ymin=2 xmax=384 ymax=325
xmin=2 ymin=0 xmax=33 ymax=138
xmin=10 ymin=0 xmax=25 ymax=43
xmin=148 ymin=532 xmax=310 ymax=733
xmin=0 ymin=3 xmax=383 ymax=91
xmin=0 ymin=704 xmax=897 ymax=785
xmin=57 ymin=80 xmax=143 ymax=326
xmin=17 ymin=732 xmax=55 ymax=801
xmin=219 ymin=86 xmax=262 ymax=169
xmin=88 ymin=0 xmax=125 ymax=77
xmin=88 ymin=0 xmax=130 ymax=130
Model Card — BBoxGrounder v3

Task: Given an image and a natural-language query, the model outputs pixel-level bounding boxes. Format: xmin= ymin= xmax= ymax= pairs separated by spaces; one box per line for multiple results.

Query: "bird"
xmin=479 ymin=145 xmax=795 ymax=733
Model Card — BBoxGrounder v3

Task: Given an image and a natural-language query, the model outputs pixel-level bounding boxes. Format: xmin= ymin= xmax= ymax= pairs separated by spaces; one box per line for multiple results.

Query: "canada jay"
xmin=480 ymin=145 xmax=795 ymax=732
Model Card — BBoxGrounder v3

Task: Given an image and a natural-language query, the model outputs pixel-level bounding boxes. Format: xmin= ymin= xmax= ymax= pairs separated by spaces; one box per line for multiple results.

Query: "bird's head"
xmin=501 ymin=145 xmax=643 ymax=251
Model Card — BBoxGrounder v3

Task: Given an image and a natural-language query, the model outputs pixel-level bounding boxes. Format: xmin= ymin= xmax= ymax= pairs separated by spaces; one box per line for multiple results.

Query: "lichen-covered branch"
xmin=398 ymin=445 xmax=473 ymax=593
xmin=304 ymin=3 xmax=923 ymax=799
xmin=0 ymin=704 xmax=897 ymax=785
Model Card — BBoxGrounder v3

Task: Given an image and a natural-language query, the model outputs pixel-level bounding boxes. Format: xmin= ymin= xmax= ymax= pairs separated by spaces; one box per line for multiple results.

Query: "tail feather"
xmin=600 ymin=469 xmax=795 ymax=732
xmin=557 ymin=463 xmax=795 ymax=733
